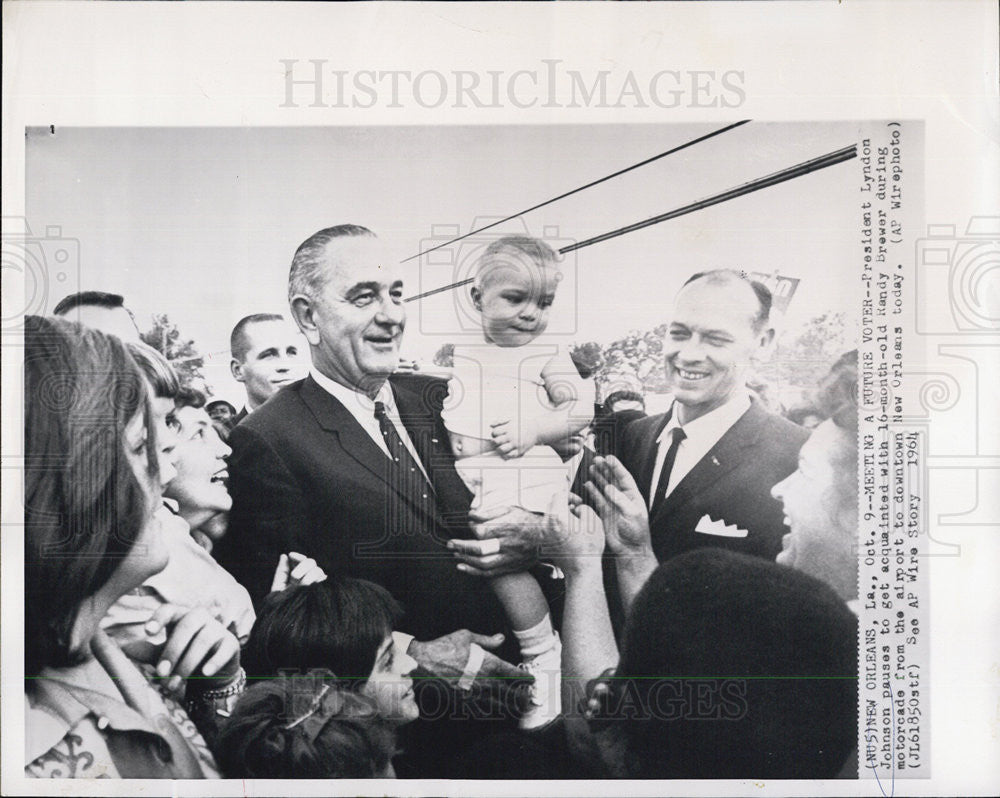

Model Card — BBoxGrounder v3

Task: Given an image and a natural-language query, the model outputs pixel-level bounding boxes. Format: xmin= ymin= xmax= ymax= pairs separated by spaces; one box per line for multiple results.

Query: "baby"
xmin=443 ymin=235 xmax=594 ymax=728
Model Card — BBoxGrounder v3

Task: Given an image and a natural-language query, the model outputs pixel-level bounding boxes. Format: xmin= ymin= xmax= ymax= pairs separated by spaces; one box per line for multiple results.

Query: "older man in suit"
xmin=216 ymin=224 xmax=546 ymax=776
xmin=586 ymin=270 xmax=807 ymax=603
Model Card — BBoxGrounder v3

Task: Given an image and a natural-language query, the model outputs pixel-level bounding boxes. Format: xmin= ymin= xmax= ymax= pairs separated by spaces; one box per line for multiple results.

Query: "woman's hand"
xmin=585 ymin=456 xmax=655 ymax=558
xmin=270 ymin=552 xmax=327 ymax=592
xmin=542 ymin=497 xmax=606 ymax=576
xmin=141 ymin=604 xmax=241 ymax=694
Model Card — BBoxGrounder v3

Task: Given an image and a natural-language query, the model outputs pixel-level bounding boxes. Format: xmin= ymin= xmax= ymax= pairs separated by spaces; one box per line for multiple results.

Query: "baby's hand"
xmin=490 ymin=418 xmax=538 ymax=459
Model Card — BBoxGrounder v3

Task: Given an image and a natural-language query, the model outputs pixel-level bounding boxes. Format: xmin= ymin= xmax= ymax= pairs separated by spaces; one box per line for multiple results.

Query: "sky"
xmin=27 ymin=121 xmax=864 ymax=405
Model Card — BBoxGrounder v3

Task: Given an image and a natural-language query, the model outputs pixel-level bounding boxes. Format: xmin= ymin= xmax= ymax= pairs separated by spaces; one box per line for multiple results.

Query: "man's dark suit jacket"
xmin=215 ymin=373 xmax=508 ymax=644
xmin=617 ymin=400 xmax=808 ymax=564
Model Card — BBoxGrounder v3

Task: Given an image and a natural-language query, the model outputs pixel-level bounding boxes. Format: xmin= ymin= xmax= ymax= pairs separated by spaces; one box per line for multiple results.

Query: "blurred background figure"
xmin=206 ymin=399 xmax=238 ymax=436
xmin=785 ymin=404 xmax=824 ymax=430
xmin=52 ymin=289 xmax=141 ymax=343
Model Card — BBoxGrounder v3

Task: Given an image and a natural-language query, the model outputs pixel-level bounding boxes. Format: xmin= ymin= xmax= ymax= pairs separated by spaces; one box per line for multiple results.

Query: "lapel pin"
xmin=712 ymin=456 xmax=721 ymax=466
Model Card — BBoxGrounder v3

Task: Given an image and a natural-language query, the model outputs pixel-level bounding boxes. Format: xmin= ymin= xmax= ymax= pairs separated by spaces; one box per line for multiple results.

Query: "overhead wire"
xmin=405 ymin=141 xmax=857 ymax=303
xmin=401 ymin=120 xmax=750 ymax=266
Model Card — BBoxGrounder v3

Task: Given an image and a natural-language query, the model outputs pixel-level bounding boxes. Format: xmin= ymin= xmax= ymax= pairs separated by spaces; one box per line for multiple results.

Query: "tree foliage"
xmin=139 ymin=313 xmax=208 ymax=391
xmin=429 ymin=312 xmax=851 ymax=410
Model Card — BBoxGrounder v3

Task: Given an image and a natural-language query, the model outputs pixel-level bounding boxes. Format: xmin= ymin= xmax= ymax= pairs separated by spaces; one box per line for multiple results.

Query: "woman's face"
xmin=163 ymin=405 xmax=232 ymax=522
xmin=104 ymin=410 xmax=171 ymax=597
xmin=360 ymin=631 xmax=419 ymax=725
xmin=771 ymin=420 xmax=856 ymax=587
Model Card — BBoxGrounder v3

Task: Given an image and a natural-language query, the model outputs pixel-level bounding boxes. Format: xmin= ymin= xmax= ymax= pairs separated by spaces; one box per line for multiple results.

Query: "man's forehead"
xmin=671 ymin=278 xmax=759 ymax=327
xmin=323 ymin=236 xmax=403 ymax=287
xmin=245 ymin=319 xmax=302 ymax=347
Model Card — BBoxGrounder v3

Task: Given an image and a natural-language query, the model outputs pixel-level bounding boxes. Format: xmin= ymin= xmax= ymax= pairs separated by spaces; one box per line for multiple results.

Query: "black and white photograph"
xmin=20 ymin=120 xmax=869 ymax=780
xmin=3 ymin=2 xmax=997 ymax=796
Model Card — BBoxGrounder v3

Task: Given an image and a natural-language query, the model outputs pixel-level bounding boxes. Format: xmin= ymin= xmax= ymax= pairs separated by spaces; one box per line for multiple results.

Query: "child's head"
xmin=216 ymin=675 xmax=398 ymax=778
xmin=243 ymin=577 xmax=419 ymax=724
xmin=470 ymin=236 xmax=561 ymax=347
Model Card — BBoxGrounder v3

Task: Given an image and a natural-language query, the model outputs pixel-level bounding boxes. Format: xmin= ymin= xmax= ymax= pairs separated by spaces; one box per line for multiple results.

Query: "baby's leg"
xmin=490 ymin=570 xmax=549 ymax=636
xmin=489 ymin=570 xmax=561 ymax=729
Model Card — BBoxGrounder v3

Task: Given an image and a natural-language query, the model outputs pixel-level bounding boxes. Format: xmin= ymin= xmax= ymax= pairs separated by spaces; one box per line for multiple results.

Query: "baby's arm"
xmin=491 ymin=350 xmax=595 ymax=458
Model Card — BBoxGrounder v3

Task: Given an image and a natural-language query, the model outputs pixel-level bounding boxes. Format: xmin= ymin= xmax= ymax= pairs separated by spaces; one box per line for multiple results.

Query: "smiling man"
xmin=216 ymin=225 xmax=541 ymax=777
xmin=229 ymin=313 xmax=306 ymax=421
xmin=614 ymin=269 xmax=808 ymax=564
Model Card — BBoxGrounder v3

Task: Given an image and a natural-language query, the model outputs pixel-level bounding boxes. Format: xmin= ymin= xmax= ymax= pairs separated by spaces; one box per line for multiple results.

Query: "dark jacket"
xmin=616 ymin=400 xmax=808 ymax=563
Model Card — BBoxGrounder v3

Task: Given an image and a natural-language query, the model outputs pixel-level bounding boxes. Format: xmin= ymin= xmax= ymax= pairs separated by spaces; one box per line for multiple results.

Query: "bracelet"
xmin=193 ymin=667 xmax=246 ymax=701
xmin=186 ymin=668 xmax=246 ymax=718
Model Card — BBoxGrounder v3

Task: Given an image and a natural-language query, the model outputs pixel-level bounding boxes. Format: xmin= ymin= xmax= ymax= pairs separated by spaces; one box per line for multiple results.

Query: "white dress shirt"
xmin=309 ymin=368 xmax=430 ymax=483
xmin=647 ymin=390 xmax=752 ymax=509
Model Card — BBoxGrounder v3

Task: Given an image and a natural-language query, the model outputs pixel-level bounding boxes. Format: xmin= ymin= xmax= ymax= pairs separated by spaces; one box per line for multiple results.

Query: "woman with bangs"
xmin=24 ymin=316 xmax=242 ymax=779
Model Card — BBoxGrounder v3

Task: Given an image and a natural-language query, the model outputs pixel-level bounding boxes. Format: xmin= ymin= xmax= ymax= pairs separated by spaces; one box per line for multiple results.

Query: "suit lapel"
xmin=300 ymin=376 xmax=432 ymax=518
xmin=650 ymin=402 xmax=764 ymax=527
xmin=392 ymin=378 xmax=473 ymax=523
xmin=633 ymin=412 xmax=672 ymax=506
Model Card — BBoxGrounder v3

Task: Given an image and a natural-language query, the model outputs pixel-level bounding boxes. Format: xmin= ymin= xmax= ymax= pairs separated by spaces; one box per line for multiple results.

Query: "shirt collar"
xmin=658 ymin=389 xmax=751 ymax=444
xmin=26 ymin=655 xmax=162 ymax=764
xmin=309 ymin=368 xmax=394 ymax=414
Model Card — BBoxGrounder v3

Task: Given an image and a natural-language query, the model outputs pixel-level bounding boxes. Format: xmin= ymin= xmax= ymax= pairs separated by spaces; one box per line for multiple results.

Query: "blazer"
xmin=617 ymin=400 xmax=808 ymax=564
xmin=215 ymin=373 xmax=508 ymax=643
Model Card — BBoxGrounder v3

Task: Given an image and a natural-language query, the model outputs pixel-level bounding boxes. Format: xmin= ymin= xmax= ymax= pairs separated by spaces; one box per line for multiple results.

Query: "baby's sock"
xmin=513 ymin=613 xmax=557 ymax=659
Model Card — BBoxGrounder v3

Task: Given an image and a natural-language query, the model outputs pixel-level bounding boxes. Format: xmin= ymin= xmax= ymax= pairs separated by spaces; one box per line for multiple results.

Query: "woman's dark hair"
xmin=216 ymin=674 xmax=397 ymax=778
xmin=24 ymin=315 xmax=158 ymax=675
xmin=243 ymin=577 xmax=402 ymax=685
xmin=613 ymin=549 xmax=858 ymax=779
xmin=816 ymin=349 xmax=858 ymax=434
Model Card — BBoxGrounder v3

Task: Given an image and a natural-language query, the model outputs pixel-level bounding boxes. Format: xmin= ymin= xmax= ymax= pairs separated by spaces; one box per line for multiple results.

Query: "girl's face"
xmin=112 ymin=409 xmax=170 ymax=593
xmin=360 ymin=631 xmax=420 ymax=725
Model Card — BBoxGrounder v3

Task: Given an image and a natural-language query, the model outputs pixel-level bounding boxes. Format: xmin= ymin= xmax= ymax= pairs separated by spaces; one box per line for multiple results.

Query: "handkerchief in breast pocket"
xmin=694 ymin=514 xmax=748 ymax=538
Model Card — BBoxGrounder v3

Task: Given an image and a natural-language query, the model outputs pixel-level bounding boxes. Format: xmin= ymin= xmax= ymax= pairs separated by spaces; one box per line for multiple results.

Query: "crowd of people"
xmin=25 ymin=226 xmax=860 ymax=780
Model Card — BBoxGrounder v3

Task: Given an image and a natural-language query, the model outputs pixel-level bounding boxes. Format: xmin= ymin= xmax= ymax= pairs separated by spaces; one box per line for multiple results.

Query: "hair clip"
xmin=283 ymin=684 xmax=332 ymax=730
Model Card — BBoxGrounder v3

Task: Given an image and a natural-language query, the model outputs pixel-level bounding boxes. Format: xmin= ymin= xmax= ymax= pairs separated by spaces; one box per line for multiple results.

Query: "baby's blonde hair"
xmin=473 ymin=235 xmax=560 ymax=291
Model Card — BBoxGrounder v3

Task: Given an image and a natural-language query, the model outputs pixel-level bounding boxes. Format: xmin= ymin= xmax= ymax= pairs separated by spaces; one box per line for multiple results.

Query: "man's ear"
xmin=756 ymin=326 xmax=776 ymax=353
xmin=230 ymin=358 xmax=244 ymax=383
xmin=290 ymin=295 xmax=321 ymax=346
xmin=470 ymin=286 xmax=482 ymax=312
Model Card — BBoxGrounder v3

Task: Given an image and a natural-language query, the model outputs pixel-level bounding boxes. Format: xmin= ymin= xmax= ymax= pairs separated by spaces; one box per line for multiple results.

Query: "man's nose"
xmin=675 ymin=336 xmax=706 ymax=364
xmin=376 ymin=298 xmax=405 ymax=326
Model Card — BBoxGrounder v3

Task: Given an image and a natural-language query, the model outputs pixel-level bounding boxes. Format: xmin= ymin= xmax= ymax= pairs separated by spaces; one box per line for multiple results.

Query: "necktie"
xmin=651 ymin=427 xmax=686 ymax=514
xmin=373 ymin=401 xmax=433 ymax=508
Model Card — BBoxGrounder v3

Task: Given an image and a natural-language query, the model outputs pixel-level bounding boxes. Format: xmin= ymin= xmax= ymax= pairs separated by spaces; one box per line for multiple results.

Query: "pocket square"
xmin=694 ymin=514 xmax=748 ymax=538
